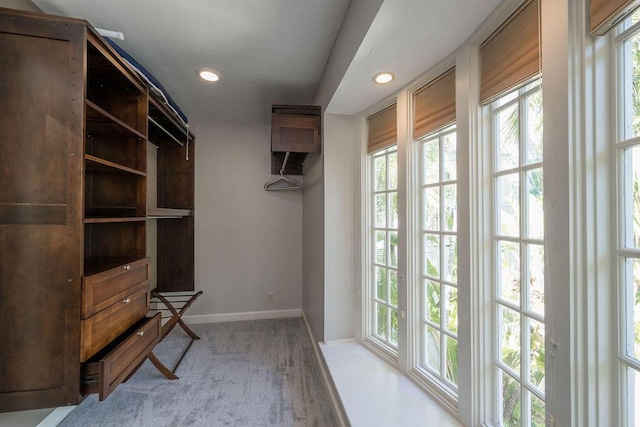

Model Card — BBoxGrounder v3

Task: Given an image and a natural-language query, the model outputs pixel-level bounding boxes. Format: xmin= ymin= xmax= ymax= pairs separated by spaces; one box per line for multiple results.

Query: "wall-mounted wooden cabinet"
xmin=0 ymin=8 xmax=193 ymax=411
xmin=271 ymin=105 xmax=321 ymax=175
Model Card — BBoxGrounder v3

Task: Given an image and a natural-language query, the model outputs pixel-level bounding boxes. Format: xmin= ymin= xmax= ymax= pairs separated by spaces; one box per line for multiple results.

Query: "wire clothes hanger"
xmin=264 ymin=152 xmax=302 ymax=191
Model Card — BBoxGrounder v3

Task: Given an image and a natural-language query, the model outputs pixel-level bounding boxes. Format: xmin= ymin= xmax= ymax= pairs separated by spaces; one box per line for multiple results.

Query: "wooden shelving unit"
xmin=147 ymin=95 xmax=195 ymax=292
xmin=0 ymin=8 xmax=197 ymax=411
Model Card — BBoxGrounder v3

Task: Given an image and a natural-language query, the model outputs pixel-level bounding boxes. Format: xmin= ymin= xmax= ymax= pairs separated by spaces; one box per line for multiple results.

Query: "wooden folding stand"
xmin=141 ymin=290 xmax=203 ymax=380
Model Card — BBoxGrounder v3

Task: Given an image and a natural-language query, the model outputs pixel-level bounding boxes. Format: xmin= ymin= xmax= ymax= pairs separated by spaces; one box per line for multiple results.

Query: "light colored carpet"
xmin=60 ymin=318 xmax=337 ymax=427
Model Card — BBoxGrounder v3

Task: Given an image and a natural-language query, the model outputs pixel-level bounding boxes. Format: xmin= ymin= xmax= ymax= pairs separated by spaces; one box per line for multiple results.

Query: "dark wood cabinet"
xmin=0 ymin=8 xmax=194 ymax=411
xmin=270 ymin=105 xmax=321 ymax=175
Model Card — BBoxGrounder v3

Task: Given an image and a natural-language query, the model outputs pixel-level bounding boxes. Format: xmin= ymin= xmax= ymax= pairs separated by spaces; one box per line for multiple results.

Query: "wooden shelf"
xmin=85 ymin=154 xmax=146 ymax=176
xmin=147 ymin=208 xmax=192 ymax=218
xmin=86 ymin=100 xmax=146 ymax=140
xmin=85 ymin=217 xmax=146 ymax=224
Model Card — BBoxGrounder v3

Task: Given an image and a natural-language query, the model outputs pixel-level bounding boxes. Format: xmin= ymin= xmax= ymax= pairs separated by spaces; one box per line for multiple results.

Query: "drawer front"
xmin=83 ymin=313 xmax=161 ymax=400
xmin=81 ymin=286 xmax=150 ymax=362
xmin=82 ymin=258 xmax=149 ymax=318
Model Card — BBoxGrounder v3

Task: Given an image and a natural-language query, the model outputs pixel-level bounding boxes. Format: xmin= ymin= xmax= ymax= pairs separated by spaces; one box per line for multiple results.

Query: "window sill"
xmin=319 ymin=341 xmax=462 ymax=427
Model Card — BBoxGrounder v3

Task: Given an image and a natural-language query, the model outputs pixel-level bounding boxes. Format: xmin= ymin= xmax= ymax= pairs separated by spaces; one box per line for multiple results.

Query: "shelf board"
xmin=147 ymin=207 xmax=192 ymax=219
xmin=86 ymin=100 xmax=146 ymax=140
xmin=85 ymin=216 xmax=146 ymax=224
xmin=85 ymin=154 xmax=146 ymax=176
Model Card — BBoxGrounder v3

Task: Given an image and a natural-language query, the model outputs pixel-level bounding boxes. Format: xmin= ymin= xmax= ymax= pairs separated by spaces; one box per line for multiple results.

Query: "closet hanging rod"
xmin=280 ymin=151 xmax=290 ymax=175
xmin=148 ymin=116 xmax=184 ymax=146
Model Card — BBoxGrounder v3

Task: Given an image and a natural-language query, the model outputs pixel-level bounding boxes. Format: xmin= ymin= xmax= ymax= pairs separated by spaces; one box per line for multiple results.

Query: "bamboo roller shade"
xmin=413 ymin=68 xmax=456 ymax=140
xmin=367 ymin=104 xmax=397 ymax=154
xmin=590 ymin=0 xmax=640 ymax=35
xmin=479 ymin=0 xmax=540 ymax=105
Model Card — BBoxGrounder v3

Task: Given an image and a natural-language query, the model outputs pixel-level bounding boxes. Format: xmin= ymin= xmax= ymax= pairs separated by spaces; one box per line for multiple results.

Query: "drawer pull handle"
xmin=124 ymin=265 xmax=131 ymax=271
xmin=123 ymin=298 xmax=131 ymax=304
xmin=137 ymin=331 xmax=144 ymax=337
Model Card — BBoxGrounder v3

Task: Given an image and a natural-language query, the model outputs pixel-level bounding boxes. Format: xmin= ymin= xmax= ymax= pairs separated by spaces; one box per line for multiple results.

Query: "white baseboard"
xmin=302 ymin=311 xmax=349 ymax=427
xmin=36 ymin=406 xmax=76 ymax=427
xmin=182 ymin=308 xmax=301 ymax=324
xmin=324 ymin=338 xmax=356 ymax=345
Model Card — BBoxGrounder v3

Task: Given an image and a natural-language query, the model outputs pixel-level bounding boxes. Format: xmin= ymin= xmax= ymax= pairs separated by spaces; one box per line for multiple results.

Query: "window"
xmin=616 ymin=13 xmax=640 ymax=426
xmin=370 ymin=146 xmax=399 ymax=351
xmin=489 ymin=80 xmax=545 ymax=427
xmin=418 ymin=125 xmax=459 ymax=391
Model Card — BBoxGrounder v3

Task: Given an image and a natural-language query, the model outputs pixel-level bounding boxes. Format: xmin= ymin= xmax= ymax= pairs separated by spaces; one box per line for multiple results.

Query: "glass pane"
xmin=423 ymin=138 xmax=439 ymax=184
xmin=424 ymin=186 xmax=440 ymax=231
xmin=375 ymin=231 xmax=386 ymax=265
xmin=500 ymin=305 xmax=521 ymax=374
xmin=388 ymin=151 xmax=398 ymax=190
xmin=527 ymin=244 xmax=545 ymax=317
xmin=376 ymin=303 xmax=388 ymax=339
xmin=496 ymin=103 xmax=519 ymax=171
xmin=445 ymin=285 xmax=458 ymax=334
xmin=526 ymin=168 xmax=544 ymax=240
xmin=426 ymin=325 xmax=441 ymax=372
xmin=624 ymin=146 xmax=640 ymax=249
xmin=445 ymin=335 xmax=458 ymax=384
xmin=389 ymin=231 xmax=398 ymax=268
xmin=374 ymin=155 xmax=386 ymax=191
xmin=626 ymin=367 xmax=640 ymax=427
xmin=375 ymin=266 xmax=387 ymax=301
xmin=624 ymin=32 xmax=640 ymax=139
xmin=498 ymin=240 xmax=521 ymax=305
xmin=497 ymin=173 xmax=520 ymax=237
xmin=375 ymin=194 xmax=387 ymax=228
xmin=390 ymin=309 xmax=399 ymax=346
xmin=501 ymin=370 xmax=522 ymax=427
xmin=424 ymin=234 xmax=440 ymax=278
xmin=443 ymin=235 xmax=458 ymax=284
xmin=389 ymin=192 xmax=398 ymax=229
xmin=444 ymin=132 xmax=457 ymax=181
xmin=425 ymin=280 xmax=441 ymax=325
xmin=627 ymin=258 xmax=640 ymax=361
xmin=531 ymin=392 xmax=546 ymax=427
xmin=496 ymin=90 xmax=518 ymax=108
xmin=443 ymin=184 xmax=457 ymax=232
xmin=390 ymin=270 xmax=398 ymax=307
xmin=529 ymin=318 xmax=546 ymax=393
xmin=525 ymin=90 xmax=543 ymax=164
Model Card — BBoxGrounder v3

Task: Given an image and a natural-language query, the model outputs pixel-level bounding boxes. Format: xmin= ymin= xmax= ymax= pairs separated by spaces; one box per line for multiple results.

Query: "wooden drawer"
xmin=83 ymin=313 xmax=161 ymax=400
xmin=81 ymin=286 xmax=150 ymax=362
xmin=82 ymin=258 xmax=149 ymax=319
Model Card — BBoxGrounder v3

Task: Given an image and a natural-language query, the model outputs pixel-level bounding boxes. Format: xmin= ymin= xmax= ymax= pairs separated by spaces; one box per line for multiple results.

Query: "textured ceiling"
xmin=33 ymin=0 xmax=350 ymax=124
xmin=31 ymin=0 xmax=503 ymax=124
xmin=327 ymin=0 xmax=502 ymax=115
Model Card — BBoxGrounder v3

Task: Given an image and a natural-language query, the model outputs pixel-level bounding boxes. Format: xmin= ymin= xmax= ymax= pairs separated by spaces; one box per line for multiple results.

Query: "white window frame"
xmin=364 ymin=145 xmax=400 ymax=361
xmin=488 ymin=79 xmax=546 ymax=427
xmin=413 ymin=124 xmax=460 ymax=399
xmin=615 ymin=15 xmax=640 ymax=427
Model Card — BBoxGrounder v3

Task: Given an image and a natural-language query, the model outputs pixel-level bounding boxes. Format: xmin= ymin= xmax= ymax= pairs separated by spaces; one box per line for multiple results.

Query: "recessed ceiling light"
xmin=198 ymin=69 xmax=220 ymax=82
xmin=373 ymin=71 xmax=395 ymax=85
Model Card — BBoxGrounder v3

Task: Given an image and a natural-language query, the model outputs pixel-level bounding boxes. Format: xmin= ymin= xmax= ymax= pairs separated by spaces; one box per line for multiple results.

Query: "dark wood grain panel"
xmin=0 ymin=12 xmax=84 ymax=411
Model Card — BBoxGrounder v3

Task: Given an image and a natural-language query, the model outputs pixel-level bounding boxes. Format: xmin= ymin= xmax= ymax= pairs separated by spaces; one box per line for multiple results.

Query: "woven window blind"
xmin=413 ymin=68 xmax=456 ymax=140
xmin=590 ymin=0 xmax=640 ymax=35
xmin=367 ymin=104 xmax=397 ymax=154
xmin=479 ymin=0 xmax=540 ymax=105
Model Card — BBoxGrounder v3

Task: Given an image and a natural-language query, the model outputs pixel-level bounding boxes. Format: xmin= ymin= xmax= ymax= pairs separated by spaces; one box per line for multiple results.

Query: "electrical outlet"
xmin=268 ymin=293 xmax=275 ymax=303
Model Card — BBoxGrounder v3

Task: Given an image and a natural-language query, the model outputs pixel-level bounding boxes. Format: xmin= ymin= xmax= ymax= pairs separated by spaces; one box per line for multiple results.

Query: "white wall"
xmin=302 ymin=151 xmax=325 ymax=341
xmin=0 ymin=0 xmax=41 ymax=12
xmin=323 ymin=114 xmax=356 ymax=341
xmin=191 ymin=120 xmax=303 ymax=317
